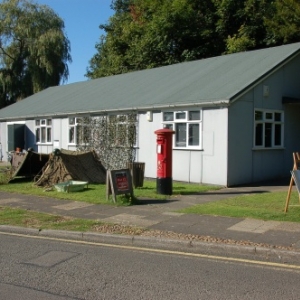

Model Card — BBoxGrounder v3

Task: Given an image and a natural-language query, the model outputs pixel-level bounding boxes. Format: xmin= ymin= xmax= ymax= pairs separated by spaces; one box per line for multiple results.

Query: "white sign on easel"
xmin=291 ymin=170 xmax=300 ymax=194
xmin=285 ymin=152 xmax=300 ymax=213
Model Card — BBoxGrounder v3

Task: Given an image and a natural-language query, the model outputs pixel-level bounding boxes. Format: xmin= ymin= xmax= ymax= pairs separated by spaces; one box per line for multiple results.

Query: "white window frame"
xmin=162 ymin=110 xmax=202 ymax=149
xmin=35 ymin=119 xmax=52 ymax=144
xmin=68 ymin=117 xmax=89 ymax=145
xmin=109 ymin=114 xmax=137 ymax=147
xmin=254 ymin=109 xmax=284 ymax=149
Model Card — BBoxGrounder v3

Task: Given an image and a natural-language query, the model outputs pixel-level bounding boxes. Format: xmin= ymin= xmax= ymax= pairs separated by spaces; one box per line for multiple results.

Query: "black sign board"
xmin=106 ymin=169 xmax=133 ymax=203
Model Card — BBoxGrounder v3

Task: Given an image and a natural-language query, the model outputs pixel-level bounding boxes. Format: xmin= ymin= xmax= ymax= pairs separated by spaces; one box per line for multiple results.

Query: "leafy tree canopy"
xmin=86 ymin=0 xmax=220 ymax=78
xmin=0 ymin=0 xmax=71 ymax=107
xmin=87 ymin=0 xmax=300 ymax=79
xmin=265 ymin=0 xmax=300 ymax=45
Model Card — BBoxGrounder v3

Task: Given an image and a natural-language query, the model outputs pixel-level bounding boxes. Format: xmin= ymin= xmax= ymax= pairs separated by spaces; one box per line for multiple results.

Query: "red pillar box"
xmin=154 ymin=128 xmax=175 ymax=195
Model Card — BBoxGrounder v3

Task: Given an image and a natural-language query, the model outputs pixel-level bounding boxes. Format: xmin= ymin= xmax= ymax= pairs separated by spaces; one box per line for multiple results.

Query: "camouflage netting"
xmin=9 ymin=150 xmax=49 ymax=181
xmin=34 ymin=149 xmax=106 ymax=187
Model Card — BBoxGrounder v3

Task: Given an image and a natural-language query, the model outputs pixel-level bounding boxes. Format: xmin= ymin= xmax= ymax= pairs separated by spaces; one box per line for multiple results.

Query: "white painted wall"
xmin=137 ymin=111 xmax=162 ymax=179
xmin=228 ymin=55 xmax=300 ymax=186
xmin=137 ymin=107 xmax=228 ymax=186
xmin=201 ymin=108 xmax=228 ymax=185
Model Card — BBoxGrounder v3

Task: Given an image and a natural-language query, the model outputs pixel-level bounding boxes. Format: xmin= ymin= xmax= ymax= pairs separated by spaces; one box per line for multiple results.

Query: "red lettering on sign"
xmin=116 ymin=173 xmax=129 ymax=191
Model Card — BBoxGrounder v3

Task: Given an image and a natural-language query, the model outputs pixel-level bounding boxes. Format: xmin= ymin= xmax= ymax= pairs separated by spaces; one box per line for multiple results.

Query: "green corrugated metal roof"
xmin=1 ymin=42 xmax=300 ymax=120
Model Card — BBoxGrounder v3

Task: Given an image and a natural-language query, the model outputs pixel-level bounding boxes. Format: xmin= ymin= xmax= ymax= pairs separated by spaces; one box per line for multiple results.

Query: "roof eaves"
xmin=0 ymin=100 xmax=230 ymax=121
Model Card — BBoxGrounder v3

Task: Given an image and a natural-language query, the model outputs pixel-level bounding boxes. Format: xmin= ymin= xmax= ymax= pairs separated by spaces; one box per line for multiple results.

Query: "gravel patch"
xmin=91 ymin=224 xmax=296 ymax=251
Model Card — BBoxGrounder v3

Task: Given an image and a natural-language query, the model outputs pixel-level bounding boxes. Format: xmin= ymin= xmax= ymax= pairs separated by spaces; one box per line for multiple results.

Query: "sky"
xmin=35 ymin=0 xmax=114 ymax=84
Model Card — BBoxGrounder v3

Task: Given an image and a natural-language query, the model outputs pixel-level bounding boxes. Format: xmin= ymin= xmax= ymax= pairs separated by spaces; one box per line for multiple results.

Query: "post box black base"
xmin=156 ymin=177 xmax=172 ymax=195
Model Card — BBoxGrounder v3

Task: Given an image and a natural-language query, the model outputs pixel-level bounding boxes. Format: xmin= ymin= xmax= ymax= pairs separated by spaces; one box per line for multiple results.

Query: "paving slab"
xmin=102 ymin=213 xmax=160 ymax=227
xmin=0 ymin=197 xmax=23 ymax=204
xmin=52 ymin=202 xmax=95 ymax=210
xmin=228 ymin=219 xmax=280 ymax=233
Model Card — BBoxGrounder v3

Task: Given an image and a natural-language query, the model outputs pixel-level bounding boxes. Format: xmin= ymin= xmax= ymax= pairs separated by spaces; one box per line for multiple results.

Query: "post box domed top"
xmin=154 ymin=128 xmax=175 ymax=135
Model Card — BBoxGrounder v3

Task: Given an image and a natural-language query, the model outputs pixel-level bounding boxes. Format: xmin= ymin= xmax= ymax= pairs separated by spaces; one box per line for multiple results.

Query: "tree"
xmin=87 ymin=0 xmax=300 ymax=79
xmin=264 ymin=0 xmax=300 ymax=45
xmin=214 ymin=0 xmax=274 ymax=53
xmin=86 ymin=0 xmax=220 ymax=79
xmin=0 ymin=0 xmax=71 ymax=107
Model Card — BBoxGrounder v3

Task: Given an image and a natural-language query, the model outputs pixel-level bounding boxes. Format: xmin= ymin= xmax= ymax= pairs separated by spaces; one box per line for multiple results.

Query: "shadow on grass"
xmin=176 ymin=190 xmax=270 ymax=196
xmin=8 ymin=176 xmax=31 ymax=182
xmin=134 ymin=198 xmax=179 ymax=205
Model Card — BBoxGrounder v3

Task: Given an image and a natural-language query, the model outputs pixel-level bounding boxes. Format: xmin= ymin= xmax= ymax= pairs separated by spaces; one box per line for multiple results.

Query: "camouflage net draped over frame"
xmin=76 ymin=113 xmax=137 ymax=170
xmin=34 ymin=149 xmax=106 ymax=187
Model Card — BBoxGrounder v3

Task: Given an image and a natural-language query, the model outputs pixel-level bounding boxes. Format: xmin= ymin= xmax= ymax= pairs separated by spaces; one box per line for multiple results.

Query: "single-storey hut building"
xmin=1 ymin=42 xmax=300 ymax=186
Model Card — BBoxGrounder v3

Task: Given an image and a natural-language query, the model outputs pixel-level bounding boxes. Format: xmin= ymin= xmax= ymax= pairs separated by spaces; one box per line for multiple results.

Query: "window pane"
xmin=109 ymin=124 xmax=117 ymax=143
xmin=275 ymin=124 xmax=282 ymax=146
xmin=255 ymin=123 xmax=263 ymax=146
xmin=77 ymin=125 xmax=90 ymax=145
xmin=69 ymin=117 xmax=75 ymax=125
xmin=188 ymin=124 xmax=199 ymax=146
xmin=265 ymin=123 xmax=272 ymax=147
xmin=109 ymin=115 xmax=117 ymax=123
xmin=41 ymin=127 xmax=46 ymax=143
xmin=69 ymin=127 xmax=75 ymax=143
xmin=117 ymin=124 xmax=127 ymax=145
xmin=77 ymin=125 xmax=83 ymax=144
xmin=35 ymin=120 xmax=40 ymax=126
xmin=36 ymin=128 xmax=40 ymax=143
xmin=163 ymin=112 xmax=173 ymax=121
xmin=175 ymin=112 xmax=186 ymax=120
xmin=274 ymin=113 xmax=281 ymax=122
xmin=128 ymin=124 xmax=136 ymax=145
xmin=118 ymin=115 xmax=126 ymax=122
xmin=189 ymin=111 xmax=200 ymax=121
xmin=41 ymin=119 xmax=46 ymax=125
xmin=164 ymin=124 xmax=173 ymax=130
xmin=255 ymin=111 xmax=263 ymax=121
xmin=128 ymin=114 xmax=137 ymax=122
xmin=47 ymin=128 xmax=51 ymax=142
xmin=265 ymin=112 xmax=273 ymax=120
xmin=175 ymin=123 xmax=186 ymax=147
xmin=47 ymin=119 xmax=52 ymax=126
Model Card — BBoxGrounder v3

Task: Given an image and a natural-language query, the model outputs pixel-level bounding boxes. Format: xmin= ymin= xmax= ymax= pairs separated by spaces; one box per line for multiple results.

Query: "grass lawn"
xmin=179 ymin=190 xmax=300 ymax=223
xmin=1 ymin=165 xmax=299 ymax=226
xmin=0 ymin=206 xmax=145 ymax=234
xmin=0 ymin=176 xmax=222 ymax=205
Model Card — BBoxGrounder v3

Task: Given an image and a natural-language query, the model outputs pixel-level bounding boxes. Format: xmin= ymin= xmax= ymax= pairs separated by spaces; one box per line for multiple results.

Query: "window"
xmin=69 ymin=117 xmax=90 ymax=145
xmin=108 ymin=114 xmax=137 ymax=147
xmin=35 ymin=119 xmax=52 ymax=143
xmin=162 ymin=110 xmax=202 ymax=148
xmin=254 ymin=109 xmax=284 ymax=148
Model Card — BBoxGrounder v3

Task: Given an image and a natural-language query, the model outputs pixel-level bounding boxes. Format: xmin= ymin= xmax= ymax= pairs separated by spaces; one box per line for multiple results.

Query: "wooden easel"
xmin=106 ymin=169 xmax=133 ymax=203
xmin=285 ymin=152 xmax=300 ymax=212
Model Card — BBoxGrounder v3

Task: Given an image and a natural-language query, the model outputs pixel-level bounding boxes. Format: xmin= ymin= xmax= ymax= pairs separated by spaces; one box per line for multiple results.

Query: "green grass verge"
xmin=179 ymin=190 xmax=300 ymax=222
xmin=0 ymin=177 xmax=221 ymax=205
xmin=0 ymin=206 xmax=144 ymax=234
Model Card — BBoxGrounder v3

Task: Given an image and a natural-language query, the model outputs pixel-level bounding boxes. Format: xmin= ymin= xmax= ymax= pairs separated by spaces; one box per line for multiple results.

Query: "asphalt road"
xmin=1 ymin=233 xmax=300 ymax=300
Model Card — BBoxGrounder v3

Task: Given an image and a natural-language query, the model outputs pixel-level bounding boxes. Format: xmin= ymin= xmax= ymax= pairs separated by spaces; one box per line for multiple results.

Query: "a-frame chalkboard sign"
xmin=106 ymin=169 xmax=134 ymax=203
xmin=285 ymin=152 xmax=300 ymax=212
